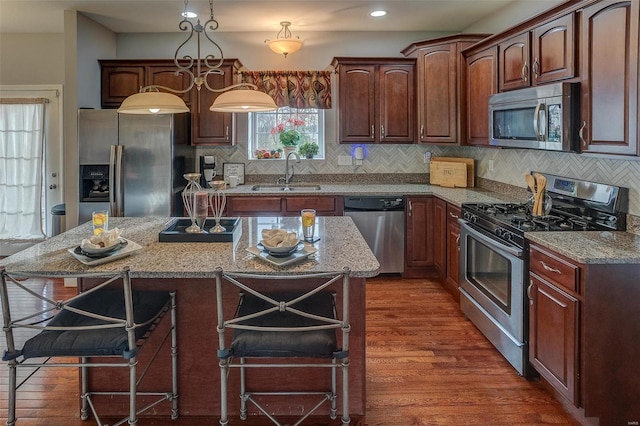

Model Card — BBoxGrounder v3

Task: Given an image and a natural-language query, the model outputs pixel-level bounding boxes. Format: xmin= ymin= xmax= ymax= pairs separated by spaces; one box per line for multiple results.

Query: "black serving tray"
xmin=159 ymin=217 xmax=242 ymax=243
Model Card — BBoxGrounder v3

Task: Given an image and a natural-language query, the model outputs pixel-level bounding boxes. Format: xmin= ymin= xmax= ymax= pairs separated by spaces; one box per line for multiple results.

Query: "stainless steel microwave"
xmin=488 ymin=82 xmax=580 ymax=151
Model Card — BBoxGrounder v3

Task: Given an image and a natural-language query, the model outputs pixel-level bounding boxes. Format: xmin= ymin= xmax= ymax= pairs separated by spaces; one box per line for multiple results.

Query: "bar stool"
xmin=214 ymin=267 xmax=351 ymax=426
xmin=0 ymin=267 xmax=178 ymax=426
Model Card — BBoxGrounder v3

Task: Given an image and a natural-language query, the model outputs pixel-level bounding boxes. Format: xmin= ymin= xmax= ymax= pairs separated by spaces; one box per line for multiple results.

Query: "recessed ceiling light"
xmin=370 ymin=10 xmax=387 ymax=17
xmin=182 ymin=11 xmax=197 ymax=19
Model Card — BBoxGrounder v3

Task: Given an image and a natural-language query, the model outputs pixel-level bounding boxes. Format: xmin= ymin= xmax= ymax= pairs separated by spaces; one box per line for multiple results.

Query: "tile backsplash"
xmin=199 ymin=139 xmax=640 ymax=217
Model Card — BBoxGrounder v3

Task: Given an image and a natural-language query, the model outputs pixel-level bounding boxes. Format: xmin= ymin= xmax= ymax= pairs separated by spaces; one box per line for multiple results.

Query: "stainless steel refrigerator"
xmin=78 ymin=109 xmax=195 ymax=223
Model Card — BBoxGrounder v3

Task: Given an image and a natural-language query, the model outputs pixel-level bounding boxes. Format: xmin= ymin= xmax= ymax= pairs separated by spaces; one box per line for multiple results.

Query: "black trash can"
xmin=51 ymin=204 xmax=66 ymax=236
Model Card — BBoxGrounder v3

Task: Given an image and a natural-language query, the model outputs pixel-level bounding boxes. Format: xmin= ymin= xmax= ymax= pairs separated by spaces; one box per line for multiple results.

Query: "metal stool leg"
xmin=80 ymin=357 xmax=89 ymax=420
xmin=7 ymin=359 xmax=17 ymax=426
xmin=240 ymin=357 xmax=247 ymax=420
xmin=170 ymin=292 xmax=179 ymax=420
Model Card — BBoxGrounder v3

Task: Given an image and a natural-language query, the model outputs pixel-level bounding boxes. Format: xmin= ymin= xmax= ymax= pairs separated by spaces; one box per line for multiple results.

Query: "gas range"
xmin=461 ymin=172 xmax=628 ymax=250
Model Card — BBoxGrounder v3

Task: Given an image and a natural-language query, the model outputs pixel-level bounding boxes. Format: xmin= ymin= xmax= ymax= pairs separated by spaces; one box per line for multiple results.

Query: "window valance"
xmin=240 ymin=70 xmax=332 ymax=109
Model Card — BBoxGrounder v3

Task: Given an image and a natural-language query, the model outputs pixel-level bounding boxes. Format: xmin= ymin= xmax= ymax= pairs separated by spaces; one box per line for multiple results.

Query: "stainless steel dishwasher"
xmin=344 ymin=196 xmax=405 ymax=273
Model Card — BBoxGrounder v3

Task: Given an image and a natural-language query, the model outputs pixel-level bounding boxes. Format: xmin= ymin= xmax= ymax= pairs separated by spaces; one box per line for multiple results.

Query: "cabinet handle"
xmin=448 ymin=212 xmax=459 ymax=219
xmin=455 ymin=234 xmax=460 ymax=246
xmin=408 ymin=200 xmax=412 ymax=217
xmin=540 ymin=261 xmax=561 ymax=274
xmin=521 ymin=62 xmax=528 ymax=82
xmin=371 ymin=125 xmax=375 ymax=139
xmin=225 ymin=126 xmax=229 ymax=140
xmin=579 ymin=121 xmax=587 ymax=148
xmin=532 ymin=58 xmax=539 ymax=79
xmin=527 ymin=280 xmax=534 ymax=305
xmin=420 ymin=124 xmax=424 ymax=139
xmin=381 ymin=125 xmax=385 ymax=138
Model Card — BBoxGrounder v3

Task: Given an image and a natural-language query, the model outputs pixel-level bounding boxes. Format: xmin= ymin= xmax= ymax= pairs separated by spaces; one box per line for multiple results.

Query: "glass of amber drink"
xmin=301 ymin=209 xmax=316 ymax=242
xmin=92 ymin=210 xmax=108 ymax=236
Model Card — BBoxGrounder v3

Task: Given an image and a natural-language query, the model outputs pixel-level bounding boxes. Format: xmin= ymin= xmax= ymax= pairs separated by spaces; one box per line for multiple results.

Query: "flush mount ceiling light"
xmin=265 ymin=21 xmax=304 ymax=58
xmin=370 ymin=10 xmax=388 ymax=17
xmin=118 ymin=0 xmax=277 ymax=114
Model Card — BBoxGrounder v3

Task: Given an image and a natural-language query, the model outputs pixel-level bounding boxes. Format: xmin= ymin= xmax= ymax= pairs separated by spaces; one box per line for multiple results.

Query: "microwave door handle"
xmin=538 ymin=103 xmax=547 ymax=141
xmin=533 ymin=102 xmax=542 ymax=141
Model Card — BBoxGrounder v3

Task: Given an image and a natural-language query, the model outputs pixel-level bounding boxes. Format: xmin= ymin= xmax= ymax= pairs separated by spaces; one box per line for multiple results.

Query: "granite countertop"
xmin=217 ymin=183 xmax=520 ymax=207
xmin=0 ymin=216 xmax=380 ymax=278
xmin=526 ymin=231 xmax=640 ymax=264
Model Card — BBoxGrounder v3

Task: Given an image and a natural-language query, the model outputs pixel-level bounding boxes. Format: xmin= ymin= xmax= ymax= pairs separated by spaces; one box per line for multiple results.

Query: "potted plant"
xmin=271 ymin=117 xmax=305 ymax=155
xmin=298 ymin=142 xmax=319 ymax=159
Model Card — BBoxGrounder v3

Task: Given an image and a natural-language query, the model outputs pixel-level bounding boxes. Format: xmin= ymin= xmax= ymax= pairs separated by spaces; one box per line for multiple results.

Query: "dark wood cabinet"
xmin=190 ymin=61 xmax=239 ymax=146
xmin=100 ymin=59 xmax=241 ymax=146
xmin=498 ymin=14 xmax=575 ymax=91
xmin=528 ymin=244 xmax=580 ymax=406
xmin=444 ymin=203 xmax=461 ymax=301
xmin=226 ymin=195 xmax=343 ymax=217
xmin=404 ymin=196 xmax=435 ymax=278
xmin=579 ymin=0 xmax=639 ymax=155
xmin=433 ymin=198 xmax=447 ymax=277
xmin=528 ymin=241 xmax=640 ymax=425
xmin=462 ymin=47 xmax=498 ymax=146
xmin=403 ymin=35 xmax=487 ymax=145
xmin=333 ymin=58 xmax=416 ymax=144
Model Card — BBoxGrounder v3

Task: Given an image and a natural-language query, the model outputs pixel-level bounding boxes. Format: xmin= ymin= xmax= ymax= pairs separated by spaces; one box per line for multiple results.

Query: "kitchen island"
xmin=0 ymin=216 xmax=379 ymax=420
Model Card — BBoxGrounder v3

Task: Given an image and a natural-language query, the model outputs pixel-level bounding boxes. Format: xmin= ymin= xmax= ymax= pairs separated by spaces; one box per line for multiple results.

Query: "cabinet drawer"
xmin=285 ymin=197 xmax=337 ymax=214
xmin=228 ymin=197 xmax=282 ymax=214
xmin=446 ymin=203 xmax=461 ymax=222
xmin=529 ymin=244 xmax=578 ymax=293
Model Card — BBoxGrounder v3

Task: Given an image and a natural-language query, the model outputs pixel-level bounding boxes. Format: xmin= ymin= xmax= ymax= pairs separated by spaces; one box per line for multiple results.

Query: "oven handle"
xmin=459 ymin=219 xmax=523 ymax=258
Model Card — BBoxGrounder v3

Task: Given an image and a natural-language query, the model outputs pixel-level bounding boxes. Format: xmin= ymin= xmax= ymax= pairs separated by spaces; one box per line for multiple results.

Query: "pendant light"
xmin=118 ymin=0 xmax=276 ymax=114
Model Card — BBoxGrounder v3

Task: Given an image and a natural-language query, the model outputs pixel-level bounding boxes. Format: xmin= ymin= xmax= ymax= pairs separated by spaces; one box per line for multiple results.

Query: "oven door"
xmin=458 ymin=219 xmax=525 ymax=347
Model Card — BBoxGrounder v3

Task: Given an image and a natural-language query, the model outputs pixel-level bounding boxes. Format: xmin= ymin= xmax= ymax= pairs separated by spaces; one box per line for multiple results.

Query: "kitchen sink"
xmin=251 ymin=184 xmax=322 ymax=191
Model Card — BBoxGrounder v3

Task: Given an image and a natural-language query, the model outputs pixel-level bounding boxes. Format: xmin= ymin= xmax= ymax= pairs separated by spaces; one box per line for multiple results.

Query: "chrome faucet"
xmin=284 ymin=151 xmax=300 ymax=185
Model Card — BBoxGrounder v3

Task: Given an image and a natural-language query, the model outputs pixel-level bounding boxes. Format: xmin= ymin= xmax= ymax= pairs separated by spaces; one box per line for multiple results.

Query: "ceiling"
xmin=0 ymin=0 xmax=566 ymax=34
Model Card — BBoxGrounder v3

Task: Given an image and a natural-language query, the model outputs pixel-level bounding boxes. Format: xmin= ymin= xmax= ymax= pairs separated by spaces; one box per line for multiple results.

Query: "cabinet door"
xmin=580 ymin=0 xmax=639 ymax=155
xmin=191 ymin=65 xmax=236 ymax=146
xmin=147 ymin=65 xmax=191 ymax=105
xmin=418 ymin=44 xmax=458 ymax=143
xmin=529 ymin=273 xmax=579 ymax=405
xmin=532 ymin=13 xmax=575 ymax=85
xmin=338 ymin=65 xmax=376 ymax=143
xmin=101 ymin=66 xmax=145 ymax=108
xmin=433 ymin=198 xmax=447 ymax=277
xmin=499 ymin=32 xmax=531 ymax=91
xmin=284 ymin=196 xmax=342 ymax=216
xmin=463 ymin=47 xmax=497 ymax=146
xmin=445 ymin=204 xmax=461 ymax=301
xmin=226 ymin=196 xmax=282 ymax=216
xmin=378 ymin=64 xmax=415 ymax=144
xmin=405 ymin=197 xmax=434 ymax=269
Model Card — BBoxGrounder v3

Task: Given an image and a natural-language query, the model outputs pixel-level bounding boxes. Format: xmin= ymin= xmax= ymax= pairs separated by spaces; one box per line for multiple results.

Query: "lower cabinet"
xmin=433 ymin=198 xmax=461 ymax=299
xmin=225 ymin=195 xmax=343 ymax=217
xmin=528 ymin=243 xmax=580 ymax=406
xmin=404 ymin=196 xmax=436 ymax=278
xmin=444 ymin=203 xmax=461 ymax=301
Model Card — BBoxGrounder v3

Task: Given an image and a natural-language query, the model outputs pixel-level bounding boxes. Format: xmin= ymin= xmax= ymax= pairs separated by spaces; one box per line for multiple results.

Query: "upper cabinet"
xmin=579 ymin=0 xmax=639 ymax=155
xmin=403 ymin=35 xmax=488 ymax=144
xmin=462 ymin=46 xmax=498 ymax=146
xmin=99 ymin=59 xmax=242 ymax=146
xmin=499 ymin=13 xmax=576 ymax=91
xmin=332 ymin=58 xmax=416 ymax=144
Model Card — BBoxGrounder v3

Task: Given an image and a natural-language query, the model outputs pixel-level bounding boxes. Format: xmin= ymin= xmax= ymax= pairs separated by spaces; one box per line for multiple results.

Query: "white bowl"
xmin=260 ymin=240 xmax=300 ymax=255
xmin=80 ymin=239 xmax=126 ymax=255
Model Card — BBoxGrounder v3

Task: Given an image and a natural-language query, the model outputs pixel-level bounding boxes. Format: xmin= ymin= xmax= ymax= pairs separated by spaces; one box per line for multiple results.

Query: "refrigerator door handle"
xmin=115 ymin=145 xmax=124 ymax=217
xmin=109 ymin=145 xmax=117 ymax=215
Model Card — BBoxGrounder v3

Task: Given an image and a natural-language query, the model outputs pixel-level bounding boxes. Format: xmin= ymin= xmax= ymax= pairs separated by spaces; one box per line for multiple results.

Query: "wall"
xmin=0 ymin=33 xmax=65 ymax=84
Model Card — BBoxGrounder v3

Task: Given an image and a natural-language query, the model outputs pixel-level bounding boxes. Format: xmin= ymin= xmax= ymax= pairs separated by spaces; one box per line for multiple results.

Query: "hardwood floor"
xmin=0 ymin=275 xmax=580 ymax=425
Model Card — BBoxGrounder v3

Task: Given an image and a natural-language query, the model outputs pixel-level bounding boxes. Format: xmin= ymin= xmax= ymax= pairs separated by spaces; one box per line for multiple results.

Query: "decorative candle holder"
xmin=209 ymin=189 xmax=227 ymax=233
xmin=182 ymin=173 xmax=205 ymax=233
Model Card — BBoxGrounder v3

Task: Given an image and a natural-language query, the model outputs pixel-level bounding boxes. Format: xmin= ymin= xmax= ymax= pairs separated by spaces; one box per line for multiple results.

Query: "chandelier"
xmin=265 ymin=21 xmax=304 ymax=58
xmin=118 ymin=0 xmax=277 ymax=114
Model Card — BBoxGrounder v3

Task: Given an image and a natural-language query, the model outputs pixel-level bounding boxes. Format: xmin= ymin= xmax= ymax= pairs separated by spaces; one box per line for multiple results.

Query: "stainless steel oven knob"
xmin=463 ymin=211 xmax=478 ymax=223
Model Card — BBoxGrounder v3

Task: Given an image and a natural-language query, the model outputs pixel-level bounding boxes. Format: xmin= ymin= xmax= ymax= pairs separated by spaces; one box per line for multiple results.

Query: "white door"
xmin=0 ymin=85 xmax=63 ymax=255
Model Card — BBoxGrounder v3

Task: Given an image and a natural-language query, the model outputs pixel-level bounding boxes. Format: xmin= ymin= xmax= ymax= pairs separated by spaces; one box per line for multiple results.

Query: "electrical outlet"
xmin=338 ymin=155 xmax=353 ymax=166
xmin=424 ymin=151 xmax=432 ymax=164
xmin=488 ymin=159 xmax=495 ymax=172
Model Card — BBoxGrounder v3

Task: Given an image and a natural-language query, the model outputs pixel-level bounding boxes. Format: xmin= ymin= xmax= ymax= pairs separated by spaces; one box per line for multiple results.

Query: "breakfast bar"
xmin=0 ymin=216 xmax=380 ymax=420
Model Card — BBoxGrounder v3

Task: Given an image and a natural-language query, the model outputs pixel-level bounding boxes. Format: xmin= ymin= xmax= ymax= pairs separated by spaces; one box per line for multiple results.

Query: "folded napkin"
xmin=261 ymin=229 xmax=299 ymax=248
xmin=81 ymin=228 xmax=122 ymax=250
